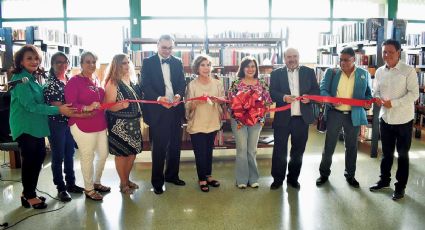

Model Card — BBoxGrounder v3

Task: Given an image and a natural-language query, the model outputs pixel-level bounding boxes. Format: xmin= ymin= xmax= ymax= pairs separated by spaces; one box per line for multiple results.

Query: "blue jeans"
xmin=48 ymin=120 xmax=76 ymax=191
xmin=231 ymin=118 xmax=262 ymax=185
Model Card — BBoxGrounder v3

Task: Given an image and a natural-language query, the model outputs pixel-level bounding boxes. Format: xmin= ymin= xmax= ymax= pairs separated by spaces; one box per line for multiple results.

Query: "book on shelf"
xmin=317 ymin=52 xmax=338 ymax=66
xmin=318 ymin=32 xmax=340 ymax=47
xmin=218 ymin=48 xmax=276 ymax=66
xmin=407 ymin=34 xmax=422 ymax=47
xmin=406 ymin=51 xmax=425 ymax=66
xmin=211 ymin=31 xmax=281 ymax=39
xmin=12 ymin=26 xmax=83 ymax=47
xmin=418 ymin=72 xmax=425 ymax=89
xmin=0 ymin=50 xmax=4 ymax=70
xmin=365 ymin=18 xmax=386 ymax=41
xmin=336 ymin=21 xmax=365 ymax=44
xmin=392 ymin=19 xmax=407 ymax=44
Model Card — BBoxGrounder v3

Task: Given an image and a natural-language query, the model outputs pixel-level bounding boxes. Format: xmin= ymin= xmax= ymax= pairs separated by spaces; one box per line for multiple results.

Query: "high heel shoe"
xmin=21 ymin=196 xmax=48 ymax=209
xmin=199 ymin=181 xmax=209 ymax=192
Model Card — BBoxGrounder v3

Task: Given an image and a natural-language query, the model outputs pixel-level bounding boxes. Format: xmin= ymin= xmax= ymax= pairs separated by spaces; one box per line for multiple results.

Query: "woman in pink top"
xmin=228 ymin=56 xmax=272 ymax=189
xmin=65 ymin=51 xmax=109 ymax=201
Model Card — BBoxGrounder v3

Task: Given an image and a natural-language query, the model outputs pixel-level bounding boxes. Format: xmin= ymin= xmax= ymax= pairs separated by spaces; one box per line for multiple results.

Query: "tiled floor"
xmin=1 ymin=127 xmax=424 ymax=230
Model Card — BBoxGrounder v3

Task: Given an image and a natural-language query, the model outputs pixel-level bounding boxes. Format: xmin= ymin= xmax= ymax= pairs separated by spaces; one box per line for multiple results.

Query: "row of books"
xmin=406 ymin=33 xmax=425 ymax=47
xmin=322 ymin=18 xmax=407 ymax=46
xmin=129 ymin=51 xmax=155 ymax=67
xmin=211 ymin=31 xmax=283 ymax=39
xmin=12 ymin=26 xmax=83 ymax=47
xmin=336 ymin=21 xmax=366 ymax=44
xmin=218 ymin=48 xmax=277 ymax=66
xmin=318 ymin=33 xmax=340 ymax=47
xmin=317 ymin=52 xmax=376 ymax=67
xmin=355 ymin=53 xmax=377 ymax=67
xmin=317 ymin=52 xmax=338 ymax=67
xmin=406 ymin=51 xmax=425 ymax=66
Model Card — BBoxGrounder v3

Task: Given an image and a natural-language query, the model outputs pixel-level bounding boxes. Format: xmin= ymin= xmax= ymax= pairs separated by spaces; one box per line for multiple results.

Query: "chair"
xmin=0 ymin=91 xmax=21 ymax=168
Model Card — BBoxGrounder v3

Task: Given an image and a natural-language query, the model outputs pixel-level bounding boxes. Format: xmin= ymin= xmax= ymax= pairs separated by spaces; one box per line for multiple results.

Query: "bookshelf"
xmin=123 ymin=30 xmax=288 ymax=71
xmin=316 ymin=18 xmax=387 ymax=157
xmin=403 ymin=36 xmax=425 ymax=138
xmin=0 ymin=26 xmax=84 ymax=168
xmin=124 ymin=31 xmax=287 ymax=150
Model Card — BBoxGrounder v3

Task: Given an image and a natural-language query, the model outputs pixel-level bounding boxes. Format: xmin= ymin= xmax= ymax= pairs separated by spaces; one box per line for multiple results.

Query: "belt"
xmin=332 ymin=109 xmax=351 ymax=115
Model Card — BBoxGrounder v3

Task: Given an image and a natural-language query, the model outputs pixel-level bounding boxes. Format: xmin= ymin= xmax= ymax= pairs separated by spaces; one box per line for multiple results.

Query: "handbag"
xmin=316 ymin=68 xmax=337 ymax=133
xmin=316 ymin=105 xmax=327 ymax=133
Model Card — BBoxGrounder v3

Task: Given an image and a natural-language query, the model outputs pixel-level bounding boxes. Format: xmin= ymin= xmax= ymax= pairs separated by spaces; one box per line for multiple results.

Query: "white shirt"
xmin=374 ymin=61 xmax=419 ymax=124
xmin=159 ymin=56 xmax=174 ymax=102
xmin=287 ymin=68 xmax=301 ymax=116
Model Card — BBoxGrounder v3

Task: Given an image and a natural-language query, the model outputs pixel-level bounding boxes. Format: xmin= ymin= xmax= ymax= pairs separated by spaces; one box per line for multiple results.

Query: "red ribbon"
xmin=98 ymin=94 xmax=375 ymax=119
xmin=99 ymin=96 xmax=230 ymax=110
xmin=304 ymin=95 xmax=375 ymax=107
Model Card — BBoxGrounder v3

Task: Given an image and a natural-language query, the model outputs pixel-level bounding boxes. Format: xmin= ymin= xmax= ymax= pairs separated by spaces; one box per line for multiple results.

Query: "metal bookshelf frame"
xmin=1 ymin=0 xmax=424 ymax=45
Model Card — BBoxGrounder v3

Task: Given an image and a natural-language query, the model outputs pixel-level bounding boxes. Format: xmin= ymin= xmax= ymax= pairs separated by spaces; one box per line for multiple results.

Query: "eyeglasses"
xmin=339 ymin=58 xmax=353 ymax=63
xmin=160 ymin=46 xmax=173 ymax=51
xmin=55 ymin=61 xmax=69 ymax=65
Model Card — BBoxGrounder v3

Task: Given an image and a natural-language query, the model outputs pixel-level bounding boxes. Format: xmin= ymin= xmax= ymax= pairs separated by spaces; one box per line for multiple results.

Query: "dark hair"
xmin=237 ymin=56 xmax=259 ymax=79
xmin=80 ymin=51 xmax=98 ymax=66
xmin=158 ymin=34 xmax=175 ymax=43
xmin=12 ymin=44 xmax=42 ymax=74
xmin=49 ymin=51 xmax=69 ymax=75
xmin=192 ymin=54 xmax=212 ymax=75
xmin=382 ymin=39 xmax=401 ymax=51
xmin=340 ymin=47 xmax=356 ymax=57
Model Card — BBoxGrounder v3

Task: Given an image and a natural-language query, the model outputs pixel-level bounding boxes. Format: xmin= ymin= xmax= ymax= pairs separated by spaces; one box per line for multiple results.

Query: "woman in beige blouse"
xmin=185 ymin=55 xmax=225 ymax=192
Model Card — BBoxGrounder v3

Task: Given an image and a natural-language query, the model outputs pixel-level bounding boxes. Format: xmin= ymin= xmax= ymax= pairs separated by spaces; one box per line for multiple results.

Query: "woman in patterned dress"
xmin=104 ymin=54 xmax=143 ymax=194
xmin=228 ymin=56 xmax=272 ymax=189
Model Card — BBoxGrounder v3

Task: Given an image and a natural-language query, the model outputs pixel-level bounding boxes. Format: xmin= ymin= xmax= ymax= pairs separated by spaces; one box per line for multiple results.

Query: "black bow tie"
xmin=161 ymin=58 xmax=170 ymax=64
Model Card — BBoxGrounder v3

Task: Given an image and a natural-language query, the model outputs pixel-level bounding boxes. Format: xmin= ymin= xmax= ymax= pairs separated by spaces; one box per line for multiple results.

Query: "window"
xmin=141 ymin=0 xmax=203 ymax=16
xmin=2 ymin=21 xmax=64 ymax=31
xmin=272 ymin=0 xmax=330 ymax=18
xmin=208 ymin=0 xmax=268 ymax=17
xmin=272 ymin=20 xmax=330 ymax=63
xmin=67 ymin=20 xmax=129 ymax=63
xmin=2 ymin=0 xmax=63 ymax=18
xmin=333 ymin=0 xmax=386 ymax=19
xmin=399 ymin=0 xmax=425 ymax=20
xmin=67 ymin=0 xmax=129 ymax=17
xmin=141 ymin=20 xmax=205 ymax=38
xmin=406 ymin=23 xmax=425 ymax=35
xmin=208 ymin=19 xmax=269 ymax=38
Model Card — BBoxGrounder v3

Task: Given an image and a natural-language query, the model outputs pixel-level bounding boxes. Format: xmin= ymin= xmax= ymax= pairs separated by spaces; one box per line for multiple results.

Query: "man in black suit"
xmin=140 ymin=34 xmax=186 ymax=194
xmin=269 ymin=48 xmax=320 ymax=190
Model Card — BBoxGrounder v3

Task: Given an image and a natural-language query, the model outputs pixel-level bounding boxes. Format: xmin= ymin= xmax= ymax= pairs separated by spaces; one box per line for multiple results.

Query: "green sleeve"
xmin=13 ymin=83 xmax=60 ymax=115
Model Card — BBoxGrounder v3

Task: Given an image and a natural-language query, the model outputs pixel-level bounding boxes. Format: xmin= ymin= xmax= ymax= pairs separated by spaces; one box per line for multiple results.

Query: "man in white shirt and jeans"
xmin=370 ymin=39 xmax=419 ymax=201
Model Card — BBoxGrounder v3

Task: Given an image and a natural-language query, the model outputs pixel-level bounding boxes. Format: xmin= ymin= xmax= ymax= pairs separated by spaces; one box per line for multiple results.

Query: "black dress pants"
xmin=379 ymin=119 xmax=413 ymax=190
xmin=150 ymin=112 xmax=183 ymax=189
xmin=271 ymin=116 xmax=309 ymax=183
xmin=190 ymin=131 xmax=217 ymax=181
xmin=16 ymin=134 xmax=46 ymax=199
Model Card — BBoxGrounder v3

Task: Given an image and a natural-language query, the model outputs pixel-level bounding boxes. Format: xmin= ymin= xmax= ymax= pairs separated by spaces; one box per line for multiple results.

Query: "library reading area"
xmin=1 ymin=0 xmax=425 ymax=229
